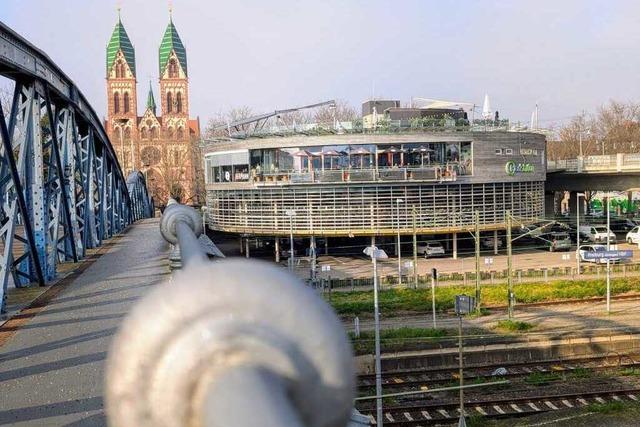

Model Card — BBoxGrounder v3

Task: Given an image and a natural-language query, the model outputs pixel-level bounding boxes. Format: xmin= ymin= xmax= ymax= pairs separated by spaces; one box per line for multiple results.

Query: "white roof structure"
xmin=411 ymin=98 xmax=474 ymax=114
xmin=482 ymin=94 xmax=492 ymax=119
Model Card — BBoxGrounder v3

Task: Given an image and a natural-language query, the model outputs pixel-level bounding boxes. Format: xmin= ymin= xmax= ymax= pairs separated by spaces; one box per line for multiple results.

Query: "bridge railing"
xmin=548 ymin=153 xmax=640 ymax=173
xmin=105 ymin=200 xmax=356 ymax=426
xmin=0 ymin=21 xmax=153 ymax=312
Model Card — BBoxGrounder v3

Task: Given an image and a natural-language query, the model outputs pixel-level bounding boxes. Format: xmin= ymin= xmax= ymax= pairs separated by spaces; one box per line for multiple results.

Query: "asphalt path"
xmin=0 ymin=218 xmax=169 ymax=426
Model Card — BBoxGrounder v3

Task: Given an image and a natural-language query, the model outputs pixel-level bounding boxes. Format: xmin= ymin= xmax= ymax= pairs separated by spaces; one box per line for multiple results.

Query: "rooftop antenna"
xmin=168 ymin=0 xmax=173 ymax=19
xmin=116 ymin=0 xmax=122 ymax=20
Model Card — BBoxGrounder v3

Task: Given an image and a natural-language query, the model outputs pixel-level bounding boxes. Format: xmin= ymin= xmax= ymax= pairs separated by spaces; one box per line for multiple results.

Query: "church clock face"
xmin=141 ymin=146 xmax=162 ymax=166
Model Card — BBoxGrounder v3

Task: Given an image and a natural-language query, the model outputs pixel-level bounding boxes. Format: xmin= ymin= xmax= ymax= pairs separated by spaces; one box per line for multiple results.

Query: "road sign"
xmin=562 ymin=253 xmax=571 ymax=261
xmin=583 ymin=250 xmax=633 ymax=260
xmin=321 ymin=265 xmax=331 ymax=272
xmin=455 ymin=295 xmax=476 ymax=315
xmin=404 ymin=261 xmax=413 ymax=268
xmin=484 ymin=257 xmax=494 ymax=265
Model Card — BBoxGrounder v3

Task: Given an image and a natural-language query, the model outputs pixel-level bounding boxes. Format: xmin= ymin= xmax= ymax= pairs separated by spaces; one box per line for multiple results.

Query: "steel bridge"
xmin=0 ymin=21 xmax=153 ymax=313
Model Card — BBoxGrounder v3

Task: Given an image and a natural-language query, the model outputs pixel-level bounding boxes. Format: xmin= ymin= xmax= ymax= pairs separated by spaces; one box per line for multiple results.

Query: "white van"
xmin=579 ymin=225 xmax=616 ymax=243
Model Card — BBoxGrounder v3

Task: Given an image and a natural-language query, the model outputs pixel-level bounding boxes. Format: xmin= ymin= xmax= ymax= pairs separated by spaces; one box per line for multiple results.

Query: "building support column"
xmin=239 ymin=237 xmax=244 ymax=255
xmin=310 ymin=236 xmax=316 ymax=281
xmin=245 ymin=237 xmax=250 ymax=258
xmin=629 ymin=191 xmax=634 ymax=217
xmin=325 ymin=237 xmax=329 ymax=255
xmin=493 ymin=230 xmax=498 ymax=255
xmin=275 ymin=238 xmax=280 ymax=263
xmin=452 ymin=232 xmax=458 ymax=260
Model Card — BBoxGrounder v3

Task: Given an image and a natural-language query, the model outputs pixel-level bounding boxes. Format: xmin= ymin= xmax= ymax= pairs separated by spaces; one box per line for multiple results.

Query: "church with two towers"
xmin=105 ymin=11 xmax=202 ymax=205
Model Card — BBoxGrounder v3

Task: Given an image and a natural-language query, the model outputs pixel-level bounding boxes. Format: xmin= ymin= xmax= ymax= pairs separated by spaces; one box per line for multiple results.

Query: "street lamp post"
xmin=285 ymin=209 xmax=296 ymax=271
xmin=576 ymin=192 xmax=585 ymax=275
xmin=396 ymin=198 xmax=404 ymax=285
xmin=606 ymin=192 xmax=611 ymax=313
xmin=364 ymin=241 xmax=388 ymax=427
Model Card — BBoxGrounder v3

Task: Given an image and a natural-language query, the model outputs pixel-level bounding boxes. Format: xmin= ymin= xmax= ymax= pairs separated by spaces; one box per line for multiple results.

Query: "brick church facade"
xmin=105 ymin=12 xmax=202 ymax=205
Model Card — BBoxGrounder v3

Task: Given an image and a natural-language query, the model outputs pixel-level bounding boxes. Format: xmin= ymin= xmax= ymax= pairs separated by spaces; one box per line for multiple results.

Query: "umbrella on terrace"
xmin=349 ymin=147 xmax=372 ymax=168
xmin=380 ymin=146 xmax=406 ymax=166
xmin=292 ymin=149 xmax=319 ymax=174
xmin=321 ymin=149 xmax=341 ymax=170
xmin=412 ymin=145 xmax=435 ymax=167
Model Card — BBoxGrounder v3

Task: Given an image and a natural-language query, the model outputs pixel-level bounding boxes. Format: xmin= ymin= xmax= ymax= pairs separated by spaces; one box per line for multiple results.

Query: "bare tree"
xmin=554 ymin=100 xmax=640 ymax=159
xmin=0 ymin=82 xmax=13 ymax=118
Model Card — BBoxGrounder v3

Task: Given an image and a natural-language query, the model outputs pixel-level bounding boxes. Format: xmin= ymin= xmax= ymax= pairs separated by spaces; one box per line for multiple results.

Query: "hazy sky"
xmin=3 ymin=0 xmax=640 ymax=128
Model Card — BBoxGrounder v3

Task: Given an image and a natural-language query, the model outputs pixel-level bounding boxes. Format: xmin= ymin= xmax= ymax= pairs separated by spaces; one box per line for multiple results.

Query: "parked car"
xmin=417 ymin=241 xmax=445 ymax=258
xmin=481 ymin=236 xmax=503 ymax=249
xmin=610 ymin=218 xmax=638 ymax=233
xmin=545 ymin=232 xmax=572 ymax=252
xmin=578 ymin=225 xmax=616 ymax=243
xmin=579 ymin=244 xmax=620 ymax=264
xmin=627 ymin=226 xmax=640 ymax=244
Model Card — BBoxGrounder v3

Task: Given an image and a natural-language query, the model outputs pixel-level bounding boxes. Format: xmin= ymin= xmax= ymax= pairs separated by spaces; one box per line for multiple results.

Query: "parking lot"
xmin=308 ymin=242 xmax=640 ymax=281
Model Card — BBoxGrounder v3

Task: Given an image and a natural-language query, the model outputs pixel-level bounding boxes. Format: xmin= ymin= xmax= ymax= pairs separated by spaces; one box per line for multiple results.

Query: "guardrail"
xmin=253 ymin=166 xmax=461 ymax=186
xmin=106 ymin=200 xmax=356 ymax=426
xmin=548 ymin=154 xmax=640 ymax=173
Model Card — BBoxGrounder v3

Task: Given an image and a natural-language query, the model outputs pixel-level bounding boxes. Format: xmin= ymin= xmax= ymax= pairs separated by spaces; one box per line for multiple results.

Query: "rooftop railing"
xmin=251 ymin=164 xmax=463 ymax=186
xmin=226 ymin=119 xmax=515 ymax=140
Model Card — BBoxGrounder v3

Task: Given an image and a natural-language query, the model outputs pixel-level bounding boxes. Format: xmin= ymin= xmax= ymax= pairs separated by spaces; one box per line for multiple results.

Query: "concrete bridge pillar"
xmin=567 ymin=191 xmax=586 ymax=218
xmin=545 ymin=191 xmax=557 ymax=217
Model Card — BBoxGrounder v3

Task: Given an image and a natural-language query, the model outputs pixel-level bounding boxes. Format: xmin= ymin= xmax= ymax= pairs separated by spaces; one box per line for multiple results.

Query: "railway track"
xmin=360 ymin=388 xmax=640 ymax=425
xmin=358 ymin=354 xmax=640 ymax=392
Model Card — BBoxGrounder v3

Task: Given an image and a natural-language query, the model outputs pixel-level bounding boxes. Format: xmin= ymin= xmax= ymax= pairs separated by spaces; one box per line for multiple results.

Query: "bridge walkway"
xmin=0 ymin=218 xmax=169 ymax=426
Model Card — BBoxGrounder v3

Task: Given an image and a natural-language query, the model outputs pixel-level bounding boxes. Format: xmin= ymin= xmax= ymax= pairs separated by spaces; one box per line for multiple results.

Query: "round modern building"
xmin=202 ymin=130 xmax=547 ymax=251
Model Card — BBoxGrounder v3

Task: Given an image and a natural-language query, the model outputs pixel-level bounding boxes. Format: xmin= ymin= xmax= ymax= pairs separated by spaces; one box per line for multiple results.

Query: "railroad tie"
xmin=421 ymin=410 xmax=432 ymax=420
xmin=628 ymin=394 xmax=638 ymax=401
xmin=594 ymin=397 xmax=606 ymax=404
xmin=510 ymin=404 xmax=523 ymax=413
xmin=475 ymin=406 xmax=487 ymax=416
xmin=536 ymin=366 xmax=548 ymax=372
xmin=393 ymin=377 xmax=404 ymax=384
xmin=612 ymin=395 xmax=623 ymax=402
xmin=493 ymin=405 xmax=506 ymax=414
xmin=528 ymin=402 xmax=541 ymax=411
xmin=561 ymin=399 xmax=573 ymax=408
xmin=544 ymin=401 xmax=559 ymax=410
xmin=522 ymin=367 xmax=533 ymax=373
xmin=385 ymin=413 xmax=395 ymax=422
xmin=403 ymin=412 xmax=413 ymax=421
xmin=437 ymin=409 xmax=450 ymax=418
xmin=577 ymin=398 xmax=589 ymax=406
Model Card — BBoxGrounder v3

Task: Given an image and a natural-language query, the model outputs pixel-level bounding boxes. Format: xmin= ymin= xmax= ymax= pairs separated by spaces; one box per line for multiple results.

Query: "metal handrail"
xmin=106 ymin=200 xmax=355 ymax=426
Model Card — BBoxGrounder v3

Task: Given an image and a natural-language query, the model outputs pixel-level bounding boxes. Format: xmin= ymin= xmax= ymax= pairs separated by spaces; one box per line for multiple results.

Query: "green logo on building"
xmin=505 ymin=161 xmax=534 ymax=176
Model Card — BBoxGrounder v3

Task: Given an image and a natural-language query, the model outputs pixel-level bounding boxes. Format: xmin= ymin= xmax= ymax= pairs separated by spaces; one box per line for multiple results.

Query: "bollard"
xmin=106 ymin=200 xmax=355 ymax=427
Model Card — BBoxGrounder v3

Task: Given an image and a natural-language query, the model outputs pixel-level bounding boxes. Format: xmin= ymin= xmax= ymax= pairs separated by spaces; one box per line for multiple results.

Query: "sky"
xmin=3 ymin=0 xmax=640 ymax=129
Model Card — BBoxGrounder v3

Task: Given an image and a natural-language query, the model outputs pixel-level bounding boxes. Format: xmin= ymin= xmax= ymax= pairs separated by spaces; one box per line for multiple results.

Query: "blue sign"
xmin=583 ymin=250 xmax=633 ymax=260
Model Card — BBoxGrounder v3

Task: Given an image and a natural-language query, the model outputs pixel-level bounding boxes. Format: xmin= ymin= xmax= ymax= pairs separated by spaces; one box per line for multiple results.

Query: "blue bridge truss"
xmin=0 ymin=21 xmax=153 ymax=312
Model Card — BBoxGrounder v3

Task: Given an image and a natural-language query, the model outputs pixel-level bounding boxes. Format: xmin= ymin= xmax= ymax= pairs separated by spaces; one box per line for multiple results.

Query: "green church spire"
xmin=146 ymin=81 xmax=156 ymax=114
xmin=159 ymin=15 xmax=187 ymax=76
xmin=106 ymin=13 xmax=136 ymax=77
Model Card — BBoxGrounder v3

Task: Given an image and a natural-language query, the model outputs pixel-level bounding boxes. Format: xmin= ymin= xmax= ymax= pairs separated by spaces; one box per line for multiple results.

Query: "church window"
xmin=114 ymin=92 xmax=120 ymax=113
xmin=124 ymin=92 xmax=130 ymax=113
xmin=173 ymin=150 xmax=180 ymax=165
xmin=141 ymin=127 xmax=148 ymax=140
xmin=124 ymin=127 xmax=131 ymax=141
xmin=151 ymin=127 xmax=159 ymax=139
xmin=168 ymin=127 xmax=175 ymax=139
xmin=116 ymin=61 xmax=125 ymax=78
xmin=166 ymin=92 xmax=173 ymax=113
xmin=168 ymin=59 xmax=178 ymax=78
xmin=177 ymin=126 xmax=184 ymax=140
xmin=176 ymin=92 xmax=183 ymax=113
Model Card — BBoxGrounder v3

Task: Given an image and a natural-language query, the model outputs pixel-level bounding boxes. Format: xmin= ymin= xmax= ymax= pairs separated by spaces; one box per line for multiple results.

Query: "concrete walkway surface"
xmin=0 ymin=218 xmax=169 ymax=426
